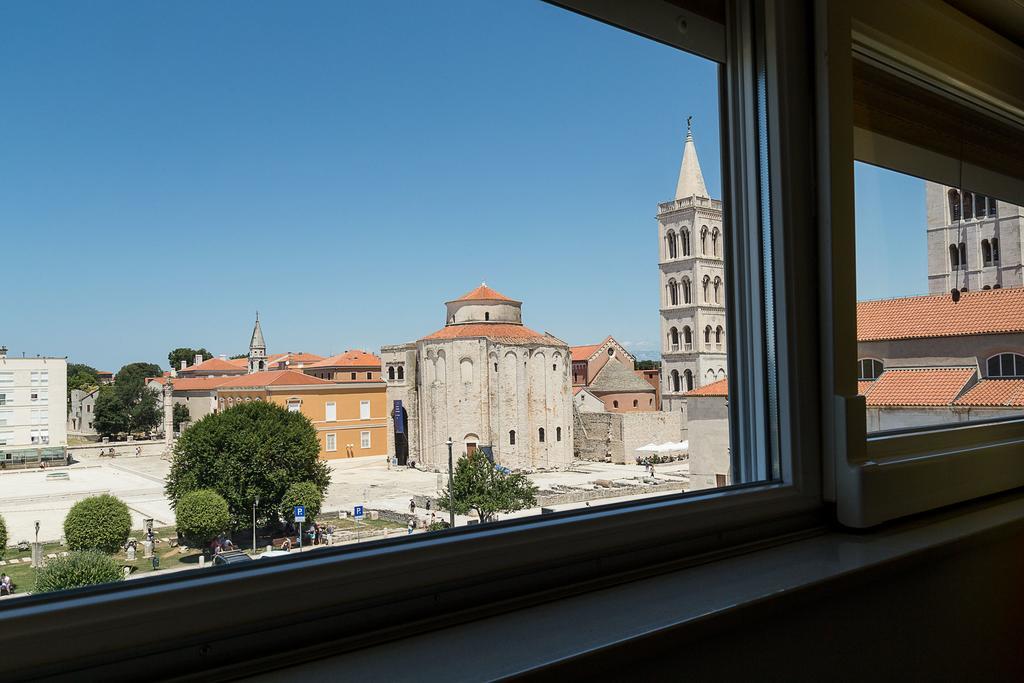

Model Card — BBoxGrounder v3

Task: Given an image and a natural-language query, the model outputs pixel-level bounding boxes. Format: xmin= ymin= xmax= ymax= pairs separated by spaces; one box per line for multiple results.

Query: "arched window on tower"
xmin=669 ymin=327 xmax=679 ymax=351
xmin=959 ymin=242 xmax=967 ymax=269
xmin=982 ymin=239 xmax=992 ymax=265
xmin=682 ymin=277 xmax=691 ymax=303
xmin=715 ymin=325 xmax=724 ymax=349
xmin=388 ymin=366 xmax=395 ymax=380
xmin=975 ymin=193 xmax=987 ymax=218
xmin=484 ymin=312 xmax=490 ymax=321
xmin=666 ymin=230 xmax=678 ymax=259
xmin=703 ymin=275 xmax=711 ymax=302
xmin=667 ymin=279 xmax=679 ymax=306
xmin=992 ymin=238 xmax=1000 ymax=262
xmin=684 ymin=369 xmax=694 ymax=391
xmin=704 ymin=325 xmax=712 ymax=346
xmin=949 ymin=244 xmax=960 ymax=270
xmin=712 ymin=227 xmax=720 ymax=257
xmin=556 ymin=427 xmax=562 ymax=441
xmin=713 ymin=276 xmax=722 ymax=304
xmin=397 ymin=366 xmax=405 ymax=380
xmin=509 ymin=430 xmax=516 ymax=445
xmin=670 ymin=370 xmax=680 ymax=392
xmin=963 ymin=192 xmax=974 ymax=220
xmin=701 ymin=226 xmax=709 ymax=254
xmin=681 ymin=229 xmax=691 ymax=256
xmin=683 ymin=326 xmax=692 ymax=350
xmin=538 ymin=427 xmax=545 ymax=443
xmin=948 ymin=189 xmax=961 ymax=221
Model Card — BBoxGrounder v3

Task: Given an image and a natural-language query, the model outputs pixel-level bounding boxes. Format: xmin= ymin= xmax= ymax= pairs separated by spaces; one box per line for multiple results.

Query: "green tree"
xmin=228 ymin=353 xmax=247 ymax=360
xmin=175 ymin=489 xmax=231 ymax=548
xmin=168 ymin=348 xmax=213 ymax=369
xmin=166 ymin=401 xmax=330 ymax=529
xmin=92 ymin=363 xmax=162 ymax=438
xmin=0 ymin=513 xmax=7 ymax=559
xmin=636 ymin=360 xmax=661 ymax=371
xmin=436 ymin=452 xmax=538 ymax=523
xmin=173 ymin=403 xmax=191 ymax=431
xmin=34 ymin=551 xmax=123 ymax=594
xmin=67 ymin=363 xmax=101 ymax=402
xmin=280 ymin=482 xmax=323 ymax=526
xmin=64 ymin=494 xmax=132 ymax=553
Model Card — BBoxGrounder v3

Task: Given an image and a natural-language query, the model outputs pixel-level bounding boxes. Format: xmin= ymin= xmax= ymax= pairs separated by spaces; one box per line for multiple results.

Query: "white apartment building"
xmin=0 ymin=348 xmax=68 ymax=465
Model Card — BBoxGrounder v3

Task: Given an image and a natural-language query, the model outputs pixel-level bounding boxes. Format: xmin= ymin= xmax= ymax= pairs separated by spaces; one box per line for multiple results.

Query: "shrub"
xmin=0 ymin=513 xmax=7 ymax=558
xmin=280 ymin=482 xmax=323 ymax=525
xmin=64 ymin=494 xmax=132 ymax=553
xmin=175 ymin=489 xmax=230 ymax=547
xmin=427 ymin=521 xmax=451 ymax=532
xmin=34 ymin=550 xmax=123 ymax=594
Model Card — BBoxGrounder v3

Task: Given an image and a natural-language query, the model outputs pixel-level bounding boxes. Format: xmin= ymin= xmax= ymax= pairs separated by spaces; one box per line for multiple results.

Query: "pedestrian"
xmin=430 ymin=512 xmax=436 ymax=526
xmin=407 ymin=519 xmax=415 ymax=535
xmin=135 ymin=445 xmax=142 ymax=457
xmin=425 ymin=498 xmax=432 ymax=512
xmin=409 ymin=498 xmax=416 ymax=514
xmin=281 ymin=537 xmax=291 ymax=552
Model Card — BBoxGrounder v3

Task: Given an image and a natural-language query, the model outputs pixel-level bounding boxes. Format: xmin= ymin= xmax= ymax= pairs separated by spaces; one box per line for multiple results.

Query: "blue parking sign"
xmin=354 ymin=505 xmax=364 ymax=519
xmin=294 ymin=505 xmax=306 ymax=522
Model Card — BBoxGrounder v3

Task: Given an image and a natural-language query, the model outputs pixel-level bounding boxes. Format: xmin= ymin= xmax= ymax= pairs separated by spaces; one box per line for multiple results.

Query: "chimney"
xmin=219 ymin=354 xmax=227 ymax=360
xmin=194 ymin=354 xmax=203 ymax=366
xmin=180 ymin=360 xmax=187 ymax=371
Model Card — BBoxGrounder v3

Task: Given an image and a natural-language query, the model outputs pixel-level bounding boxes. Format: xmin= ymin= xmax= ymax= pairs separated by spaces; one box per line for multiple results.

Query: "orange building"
xmin=303 ymin=350 xmax=383 ymax=383
xmin=214 ymin=370 xmax=387 ymax=460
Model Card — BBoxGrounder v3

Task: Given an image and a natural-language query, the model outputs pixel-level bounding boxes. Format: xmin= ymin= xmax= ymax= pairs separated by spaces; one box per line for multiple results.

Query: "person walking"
xmin=407 ymin=519 xmax=415 ymax=535
xmin=409 ymin=498 xmax=416 ymax=514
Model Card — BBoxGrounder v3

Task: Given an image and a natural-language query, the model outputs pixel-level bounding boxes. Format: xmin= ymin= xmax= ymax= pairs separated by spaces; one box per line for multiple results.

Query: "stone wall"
xmin=620 ymin=411 xmax=686 ymax=465
xmin=68 ymin=438 xmax=169 ymax=460
xmin=574 ymin=411 xmax=685 ymax=464
xmin=575 ymin=412 xmax=621 ymax=462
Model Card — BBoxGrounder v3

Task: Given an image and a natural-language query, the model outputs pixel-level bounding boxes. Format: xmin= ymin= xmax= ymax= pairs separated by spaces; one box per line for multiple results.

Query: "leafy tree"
xmin=636 ymin=360 xmax=661 ymax=371
xmin=175 ymin=489 xmax=231 ymax=548
xmin=67 ymin=363 xmax=101 ymax=402
xmin=64 ymin=494 xmax=132 ymax=553
xmin=166 ymin=401 xmax=330 ymax=529
xmin=0 ymin=513 xmax=7 ymax=558
xmin=92 ymin=363 xmax=162 ymax=438
xmin=436 ymin=451 xmax=538 ymax=523
xmin=173 ymin=403 xmax=191 ymax=431
xmin=228 ymin=353 xmax=247 ymax=360
xmin=34 ymin=551 xmax=123 ymax=594
xmin=280 ymin=482 xmax=323 ymax=526
xmin=168 ymin=348 xmax=213 ymax=369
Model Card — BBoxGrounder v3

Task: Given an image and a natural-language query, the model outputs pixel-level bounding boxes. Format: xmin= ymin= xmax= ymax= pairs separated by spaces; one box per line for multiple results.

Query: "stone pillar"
xmin=163 ymin=378 xmax=174 ymax=449
xmin=143 ymin=540 xmax=154 ymax=559
xmin=30 ymin=542 xmax=44 ymax=568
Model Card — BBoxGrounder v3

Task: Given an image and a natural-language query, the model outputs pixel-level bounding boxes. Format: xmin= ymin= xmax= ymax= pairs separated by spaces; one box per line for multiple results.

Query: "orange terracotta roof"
xmin=572 ymin=386 xmax=583 ymax=396
xmin=178 ymin=357 xmax=247 ymax=375
xmin=954 ymin=379 xmax=1024 ymax=407
xmin=270 ymin=352 xmax=325 ymax=366
xmin=170 ymin=376 xmax=235 ymax=391
xmin=420 ymin=323 xmax=561 ymax=345
xmin=857 ymin=287 xmax=1024 ymax=341
xmin=215 ymin=370 xmax=334 ymax=389
xmin=307 ymin=350 xmax=381 ymax=368
xmin=449 ymin=284 xmax=518 ymax=303
xmin=863 ymin=368 xmax=976 ymax=406
xmin=226 ymin=357 xmax=249 ymax=367
xmin=684 ymin=377 xmax=728 ymax=397
xmin=570 ymin=344 xmax=601 ymax=362
xmin=857 ymin=380 xmax=875 ymax=396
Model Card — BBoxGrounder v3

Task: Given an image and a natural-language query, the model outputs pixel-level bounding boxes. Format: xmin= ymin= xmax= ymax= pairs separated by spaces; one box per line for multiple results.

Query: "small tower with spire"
xmin=657 ymin=118 xmax=727 ymax=413
xmin=248 ymin=312 xmax=267 ymax=374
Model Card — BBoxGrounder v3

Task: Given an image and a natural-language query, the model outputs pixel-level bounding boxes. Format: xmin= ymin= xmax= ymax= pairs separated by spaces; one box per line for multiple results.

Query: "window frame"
xmin=0 ymin=1 xmax=826 ymax=676
xmin=822 ymin=0 xmax=1024 ymax=527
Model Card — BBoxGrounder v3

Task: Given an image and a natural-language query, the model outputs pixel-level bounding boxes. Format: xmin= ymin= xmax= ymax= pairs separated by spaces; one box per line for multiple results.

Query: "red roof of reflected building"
xmin=954 ymin=379 xmax=1024 ymax=407
xmin=862 ymin=368 xmax=976 ymax=406
xmin=683 ymin=377 xmax=728 ymax=397
xmin=308 ymin=350 xmax=381 ymax=368
xmin=857 ymin=287 xmax=1024 ymax=341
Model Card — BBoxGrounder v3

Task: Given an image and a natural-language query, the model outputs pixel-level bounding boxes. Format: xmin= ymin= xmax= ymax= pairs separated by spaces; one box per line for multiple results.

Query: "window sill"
xmin=256 ymin=490 xmax=1024 ymax=681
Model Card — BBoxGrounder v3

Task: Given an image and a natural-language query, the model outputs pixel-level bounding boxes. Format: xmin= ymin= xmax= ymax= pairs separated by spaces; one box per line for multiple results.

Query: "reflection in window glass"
xmin=855 ymin=163 xmax=1024 ymax=433
xmin=0 ymin=2 xmax=751 ymax=599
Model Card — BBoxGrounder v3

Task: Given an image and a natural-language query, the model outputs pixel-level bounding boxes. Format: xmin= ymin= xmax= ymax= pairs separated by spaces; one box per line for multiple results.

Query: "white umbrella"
xmin=667 ymin=441 xmax=689 ymax=452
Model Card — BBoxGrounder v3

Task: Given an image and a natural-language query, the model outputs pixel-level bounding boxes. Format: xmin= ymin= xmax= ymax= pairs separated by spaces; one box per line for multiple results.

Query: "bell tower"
xmin=248 ymin=312 xmax=267 ymax=374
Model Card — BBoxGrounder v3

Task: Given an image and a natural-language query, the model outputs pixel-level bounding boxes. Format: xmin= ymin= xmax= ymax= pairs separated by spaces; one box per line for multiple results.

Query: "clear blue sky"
xmin=1 ymin=2 xmax=918 ymax=372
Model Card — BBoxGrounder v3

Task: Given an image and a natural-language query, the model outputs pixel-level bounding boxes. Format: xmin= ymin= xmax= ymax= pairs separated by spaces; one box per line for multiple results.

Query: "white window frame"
xmin=287 ymin=399 xmax=301 ymax=413
xmin=360 ymin=430 xmax=371 ymax=449
xmin=359 ymin=400 xmax=370 ymax=420
xmin=822 ymin=0 xmax=1024 ymax=527
xmin=325 ymin=433 xmax=337 ymax=452
xmin=325 ymin=401 xmax=337 ymax=422
xmin=0 ymin=3 xmax=828 ymax=676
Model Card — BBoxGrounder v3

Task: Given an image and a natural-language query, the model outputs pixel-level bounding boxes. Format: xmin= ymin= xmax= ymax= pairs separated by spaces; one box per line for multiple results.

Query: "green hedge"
xmin=175 ymin=489 xmax=230 ymax=547
xmin=0 ymin=513 xmax=7 ymax=558
xmin=64 ymin=494 xmax=132 ymax=553
xmin=34 ymin=550 xmax=123 ymax=594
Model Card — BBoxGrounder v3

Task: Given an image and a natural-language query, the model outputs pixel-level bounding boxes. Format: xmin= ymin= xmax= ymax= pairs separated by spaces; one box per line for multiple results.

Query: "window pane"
xmin=855 ymin=163 xmax=1024 ymax=433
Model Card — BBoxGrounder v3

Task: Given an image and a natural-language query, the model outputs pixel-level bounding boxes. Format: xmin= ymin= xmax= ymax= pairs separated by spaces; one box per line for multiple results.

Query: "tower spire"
xmin=675 ymin=117 xmax=709 ymax=200
xmin=248 ymin=312 xmax=267 ymax=374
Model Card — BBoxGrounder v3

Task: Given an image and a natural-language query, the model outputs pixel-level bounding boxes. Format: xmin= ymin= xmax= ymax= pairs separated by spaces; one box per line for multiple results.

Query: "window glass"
xmin=0 ymin=1 xmax=768 ymax=601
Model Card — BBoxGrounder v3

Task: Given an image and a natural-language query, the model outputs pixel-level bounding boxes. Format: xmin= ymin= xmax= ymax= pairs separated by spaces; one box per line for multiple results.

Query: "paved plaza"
xmin=0 ymin=452 xmax=690 ymax=543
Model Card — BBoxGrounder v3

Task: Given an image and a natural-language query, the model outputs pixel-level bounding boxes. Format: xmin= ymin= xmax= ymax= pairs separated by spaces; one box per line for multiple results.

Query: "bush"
xmin=280 ymin=482 xmax=323 ymax=525
xmin=0 ymin=513 xmax=7 ymax=558
xmin=64 ymin=494 xmax=132 ymax=553
xmin=427 ymin=521 xmax=451 ymax=532
xmin=34 ymin=550 xmax=123 ymax=594
xmin=175 ymin=489 xmax=230 ymax=547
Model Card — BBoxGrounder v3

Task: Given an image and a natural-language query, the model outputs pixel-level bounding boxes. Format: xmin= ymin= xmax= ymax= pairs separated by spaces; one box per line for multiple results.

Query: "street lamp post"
xmin=252 ymin=497 xmax=259 ymax=554
xmin=446 ymin=437 xmax=455 ymax=528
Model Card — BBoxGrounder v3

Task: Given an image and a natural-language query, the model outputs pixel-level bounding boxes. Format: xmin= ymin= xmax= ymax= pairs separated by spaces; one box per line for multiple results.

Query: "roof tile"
xmin=307 ymin=350 xmax=381 ymax=368
xmin=420 ymin=323 xmax=562 ymax=346
xmin=858 ymin=287 xmax=1024 ymax=341
xmin=954 ymin=379 xmax=1024 ymax=407
xmin=684 ymin=377 xmax=728 ymax=397
xmin=863 ymin=368 xmax=976 ymax=406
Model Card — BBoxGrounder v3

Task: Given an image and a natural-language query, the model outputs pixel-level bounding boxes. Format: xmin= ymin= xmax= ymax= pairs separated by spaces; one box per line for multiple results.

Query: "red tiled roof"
xmin=857 ymin=380 xmax=875 ymax=397
xmin=227 ymin=357 xmax=249 ymax=367
xmin=863 ymin=368 xmax=976 ymax=406
xmin=420 ymin=323 xmax=561 ymax=345
xmin=954 ymin=379 xmax=1024 ymax=407
xmin=684 ymin=377 xmax=728 ymax=397
xmin=178 ymin=357 xmax=246 ymax=375
xmin=307 ymin=350 xmax=381 ymax=368
xmin=270 ymin=352 xmax=325 ymax=366
xmin=570 ymin=344 xmax=601 ymax=362
xmin=857 ymin=287 xmax=1024 ymax=341
xmin=450 ymin=284 xmax=517 ymax=303
xmin=170 ymin=377 xmax=235 ymax=391
xmin=215 ymin=370 xmax=333 ymax=389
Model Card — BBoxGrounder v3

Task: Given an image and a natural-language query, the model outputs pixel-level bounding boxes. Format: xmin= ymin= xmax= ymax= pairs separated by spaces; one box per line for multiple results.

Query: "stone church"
xmin=657 ymin=122 xmax=727 ymax=413
xmin=382 ymin=285 xmax=574 ymax=472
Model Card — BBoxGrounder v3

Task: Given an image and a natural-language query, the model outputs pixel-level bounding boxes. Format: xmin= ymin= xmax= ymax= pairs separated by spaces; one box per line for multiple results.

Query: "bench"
xmin=271 ymin=536 xmax=299 ymax=551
